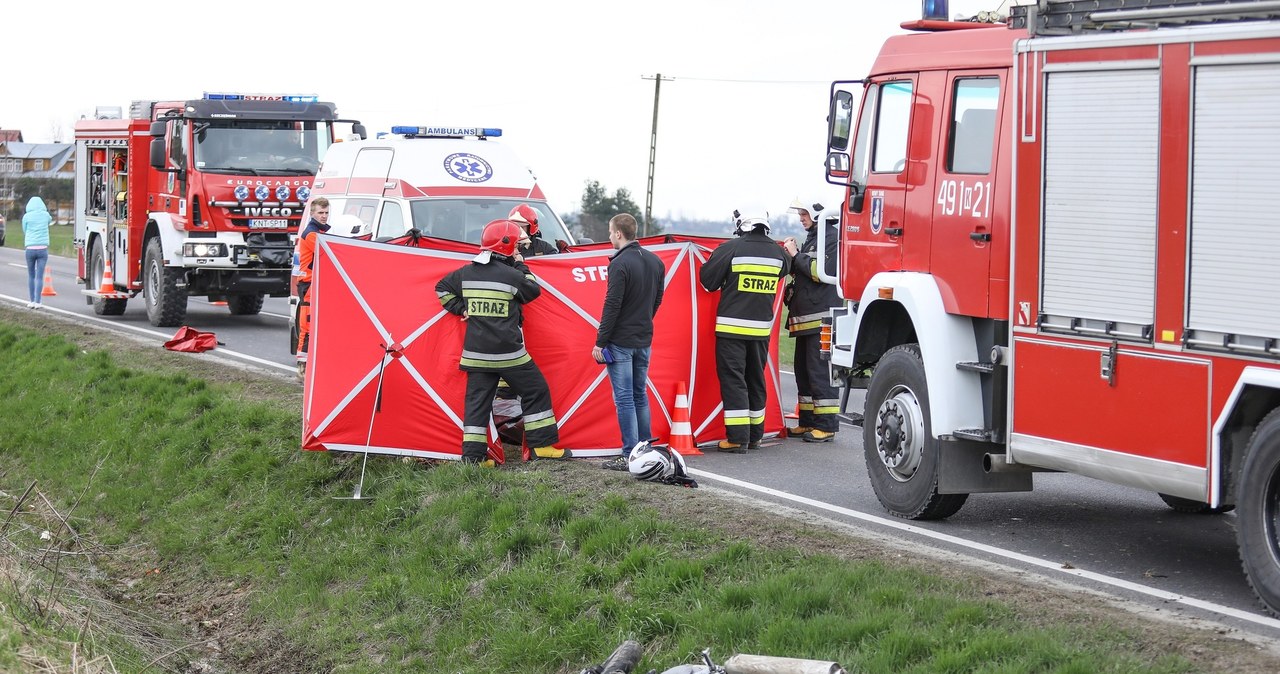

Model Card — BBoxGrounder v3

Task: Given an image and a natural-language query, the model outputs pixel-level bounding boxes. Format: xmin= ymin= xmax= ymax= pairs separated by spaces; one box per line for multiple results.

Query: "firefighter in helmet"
xmin=782 ymin=198 xmax=841 ymax=443
xmin=698 ymin=210 xmax=791 ymax=452
xmin=435 ymin=219 xmax=569 ymax=465
xmin=508 ymin=204 xmax=559 ymax=256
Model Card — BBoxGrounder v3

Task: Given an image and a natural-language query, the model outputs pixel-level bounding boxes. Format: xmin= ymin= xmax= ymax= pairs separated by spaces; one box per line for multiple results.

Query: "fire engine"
xmin=822 ymin=0 xmax=1280 ymax=616
xmin=72 ymin=93 xmax=365 ymax=327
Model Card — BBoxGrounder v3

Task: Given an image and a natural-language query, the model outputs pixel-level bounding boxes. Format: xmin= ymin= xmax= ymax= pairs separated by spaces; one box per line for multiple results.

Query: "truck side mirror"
xmin=826 ymin=151 xmax=850 ymax=182
xmin=149 ymin=138 xmax=166 ymax=171
xmin=352 ymin=123 xmax=367 ymax=140
xmin=827 ymin=90 xmax=854 ymax=151
xmin=149 ymin=121 xmax=167 ymax=137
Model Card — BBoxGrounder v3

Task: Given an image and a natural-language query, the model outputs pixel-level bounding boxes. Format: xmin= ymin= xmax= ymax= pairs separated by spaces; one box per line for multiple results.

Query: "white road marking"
xmin=687 ymin=467 xmax=1280 ymax=631
xmin=2 ymin=295 xmax=294 ymax=373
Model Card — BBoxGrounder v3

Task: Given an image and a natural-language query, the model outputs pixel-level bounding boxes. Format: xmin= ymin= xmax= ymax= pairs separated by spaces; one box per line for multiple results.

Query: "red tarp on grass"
xmin=301 ymin=235 xmax=785 ymax=462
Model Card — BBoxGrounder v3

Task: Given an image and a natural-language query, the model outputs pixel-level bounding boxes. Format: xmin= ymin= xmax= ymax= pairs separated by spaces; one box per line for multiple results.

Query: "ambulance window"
xmin=947 ymin=78 xmax=999 ymax=174
xmin=351 ymin=148 xmax=393 ymax=183
xmin=377 ymin=202 xmax=406 ymax=240
xmin=872 ymin=81 xmax=912 ymax=173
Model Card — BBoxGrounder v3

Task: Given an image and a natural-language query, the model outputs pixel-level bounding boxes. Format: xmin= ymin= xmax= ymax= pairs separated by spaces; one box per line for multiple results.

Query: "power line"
xmin=667 ymin=76 xmax=831 ymax=85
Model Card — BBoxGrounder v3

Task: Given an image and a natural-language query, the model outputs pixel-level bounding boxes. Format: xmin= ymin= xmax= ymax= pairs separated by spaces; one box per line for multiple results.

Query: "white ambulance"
xmin=287 ymin=126 xmax=575 ymax=353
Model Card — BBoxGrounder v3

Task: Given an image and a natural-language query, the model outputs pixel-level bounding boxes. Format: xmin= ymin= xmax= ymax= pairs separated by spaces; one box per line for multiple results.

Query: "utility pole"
xmin=642 ymin=74 xmax=673 ymax=238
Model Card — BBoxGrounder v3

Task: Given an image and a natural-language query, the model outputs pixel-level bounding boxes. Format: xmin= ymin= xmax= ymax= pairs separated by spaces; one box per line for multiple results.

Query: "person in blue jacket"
xmin=22 ymin=196 xmax=52 ymax=309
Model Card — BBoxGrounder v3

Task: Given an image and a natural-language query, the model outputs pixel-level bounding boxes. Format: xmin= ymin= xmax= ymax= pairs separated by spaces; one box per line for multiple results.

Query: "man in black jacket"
xmin=699 ymin=212 xmax=791 ymax=452
xmin=782 ymin=199 xmax=841 ymax=443
xmin=436 ymin=219 xmax=568 ymax=465
xmin=594 ymin=213 xmax=666 ymax=471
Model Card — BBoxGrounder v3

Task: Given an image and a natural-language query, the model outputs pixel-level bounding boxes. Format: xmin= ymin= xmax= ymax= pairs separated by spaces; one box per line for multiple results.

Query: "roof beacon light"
xmin=203 ymin=92 xmax=319 ymax=103
xmin=922 ymin=0 xmax=949 ymax=21
xmin=390 ymin=126 xmax=503 ymax=139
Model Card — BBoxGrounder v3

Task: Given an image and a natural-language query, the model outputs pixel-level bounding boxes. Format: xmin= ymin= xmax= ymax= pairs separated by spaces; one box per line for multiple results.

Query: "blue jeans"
xmin=26 ymin=248 xmax=48 ymax=303
xmin=605 ymin=344 xmax=652 ymax=456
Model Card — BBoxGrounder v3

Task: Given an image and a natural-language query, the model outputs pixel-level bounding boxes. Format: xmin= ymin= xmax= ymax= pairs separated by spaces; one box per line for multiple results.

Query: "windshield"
xmin=194 ymin=121 xmax=334 ymax=175
xmin=406 ymin=199 xmax=571 ymax=244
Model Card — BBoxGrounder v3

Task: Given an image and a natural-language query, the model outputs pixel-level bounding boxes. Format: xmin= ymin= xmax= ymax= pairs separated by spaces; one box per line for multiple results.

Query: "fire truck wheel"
xmin=1158 ymin=492 xmax=1234 ymax=514
xmin=143 ymin=238 xmax=187 ymax=327
xmin=87 ymin=240 xmax=126 ymax=316
xmin=863 ymin=343 xmax=968 ymax=521
xmin=1237 ymin=407 xmax=1280 ymax=618
xmin=226 ymin=294 xmax=265 ymax=315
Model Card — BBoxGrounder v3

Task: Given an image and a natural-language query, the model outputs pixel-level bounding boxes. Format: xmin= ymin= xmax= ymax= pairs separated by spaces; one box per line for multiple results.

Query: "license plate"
xmin=249 ymin=219 xmax=288 ymax=229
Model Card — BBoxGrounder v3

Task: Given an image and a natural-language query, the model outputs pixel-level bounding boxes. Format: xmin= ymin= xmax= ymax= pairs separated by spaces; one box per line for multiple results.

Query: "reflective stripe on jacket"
xmin=436 ymin=257 xmax=542 ymax=371
xmin=698 ymin=230 xmax=791 ymax=341
xmin=786 ymin=221 xmax=840 ymax=336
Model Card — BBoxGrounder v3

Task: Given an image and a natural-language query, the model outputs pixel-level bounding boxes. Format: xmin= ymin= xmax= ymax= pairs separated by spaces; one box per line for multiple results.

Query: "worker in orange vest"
xmin=295 ymin=197 xmax=331 ymax=380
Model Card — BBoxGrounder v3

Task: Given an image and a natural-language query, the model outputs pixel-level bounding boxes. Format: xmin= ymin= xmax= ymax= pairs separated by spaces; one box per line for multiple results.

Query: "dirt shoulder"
xmin=4 ymin=305 xmax=1280 ymax=673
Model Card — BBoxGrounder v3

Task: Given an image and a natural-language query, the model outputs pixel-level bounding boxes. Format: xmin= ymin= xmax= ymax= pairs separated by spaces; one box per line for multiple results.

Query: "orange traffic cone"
xmin=41 ymin=265 xmax=56 ymax=297
xmin=782 ymin=402 xmax=800 ymax=437
xmin=669 ymin=381 xmax=700 ymax=456
xmin=97 ymin=257 xmax=116 ymax=294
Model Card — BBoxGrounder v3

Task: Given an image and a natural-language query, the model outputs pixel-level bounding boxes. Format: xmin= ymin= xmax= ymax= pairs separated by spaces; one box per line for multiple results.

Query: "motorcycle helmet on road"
xmin=627 ymin=441 xmax=690 ymax=483
xmin=628 ymin=442 xmax=674 ymax=481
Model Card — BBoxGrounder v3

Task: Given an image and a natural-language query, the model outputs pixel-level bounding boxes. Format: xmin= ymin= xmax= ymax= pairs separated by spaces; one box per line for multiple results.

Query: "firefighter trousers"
xmin=793 ymin=333 xmax=840 ymax=433
xmin=295 ymin=281 xmax=312 ymax=361
xmin=715 ymin=336 xmax=768 ymax=445
xmin=462 ymin=361 xmax=559 ymax=463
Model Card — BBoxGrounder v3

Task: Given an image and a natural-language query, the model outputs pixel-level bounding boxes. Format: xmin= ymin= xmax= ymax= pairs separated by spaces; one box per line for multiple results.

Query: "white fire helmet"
xmin=331 ymin=213 xmax=372 ymax=240
xmin=733 ymin=211 xmax=770 ymax=236
xmin=788 ymin=197 xmax=823 ymax=222
xmin=627 ymin=441 xmax=686 ymax=482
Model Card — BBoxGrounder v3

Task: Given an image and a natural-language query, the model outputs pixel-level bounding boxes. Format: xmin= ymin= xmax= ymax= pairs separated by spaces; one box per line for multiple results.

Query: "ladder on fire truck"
xmin=1010 ymin=0 xmax=1280 ymax=36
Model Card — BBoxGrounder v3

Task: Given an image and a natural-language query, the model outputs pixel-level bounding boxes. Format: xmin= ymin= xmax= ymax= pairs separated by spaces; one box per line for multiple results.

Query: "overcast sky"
xmin=3 ymin=0 xmax=1010 ymax=222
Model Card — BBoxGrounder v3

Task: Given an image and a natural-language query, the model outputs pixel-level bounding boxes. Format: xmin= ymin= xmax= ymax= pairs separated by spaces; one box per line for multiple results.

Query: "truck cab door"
xmin=929 ymin=72 xmax=1002 ymax=318
xmin=840 ymin=76 xmax=916 ymax=298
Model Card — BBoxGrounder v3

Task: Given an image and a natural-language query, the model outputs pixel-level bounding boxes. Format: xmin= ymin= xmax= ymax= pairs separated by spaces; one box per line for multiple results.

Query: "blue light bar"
xmin=203 ymin=92 xmax=319 ymax=103
xmin=922 ymin=0 xmax=949 ymax=20
xmin=389 ymin=126 xmax=502 ymax=139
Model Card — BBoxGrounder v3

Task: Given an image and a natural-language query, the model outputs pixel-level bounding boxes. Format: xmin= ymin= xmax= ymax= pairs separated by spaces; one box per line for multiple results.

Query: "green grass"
xmin=0 ymin=321 xmax=1201 ymax=673
xmin=4 ymin=222 xmax=76 ymax=257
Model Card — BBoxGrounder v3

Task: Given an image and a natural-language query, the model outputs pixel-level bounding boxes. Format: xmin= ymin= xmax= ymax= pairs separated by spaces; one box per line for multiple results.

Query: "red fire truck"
xmin=73 ymin=93 xmax=364 ymax=327
xmin=822 ymin=0 xmax=1280 ymax=615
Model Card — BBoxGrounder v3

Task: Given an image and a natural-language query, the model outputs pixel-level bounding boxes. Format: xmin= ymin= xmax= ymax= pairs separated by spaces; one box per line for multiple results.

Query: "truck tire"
xmin=87 ymin=240 xmax=127 ymax=316
xmin=143 ymin=238 xmax=187 ymax=327
xmin=226 ymin=293 xmax=264 ymax=315
xmin=864 ymin=343 xmax=968 ymax=520
xmin=1158 ymin=492 xmax=1234 ymax=514
xmin=1237 ymin=407 xmax=1280 ymax=617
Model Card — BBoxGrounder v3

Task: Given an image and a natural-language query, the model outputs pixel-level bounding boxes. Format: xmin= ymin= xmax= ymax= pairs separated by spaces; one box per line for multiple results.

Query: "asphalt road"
xmin=5 ymin=248 xmax=1279 ymax=641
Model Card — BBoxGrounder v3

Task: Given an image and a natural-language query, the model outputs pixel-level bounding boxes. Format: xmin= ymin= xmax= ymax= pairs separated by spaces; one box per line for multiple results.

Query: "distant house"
xmin=0 ymin=131 xmax=76 ymax=222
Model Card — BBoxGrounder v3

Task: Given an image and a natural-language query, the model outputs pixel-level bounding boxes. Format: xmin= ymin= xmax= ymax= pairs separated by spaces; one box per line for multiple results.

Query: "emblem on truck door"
xmin=870 ymin=191 xmax=885 ymax=235
xmin=444 ymin=152 xmax=493 ymax=183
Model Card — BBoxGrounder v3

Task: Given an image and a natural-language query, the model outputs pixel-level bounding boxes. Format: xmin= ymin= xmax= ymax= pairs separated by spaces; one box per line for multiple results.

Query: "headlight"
xmin=183 ymin=243 xmax=228 ymax=257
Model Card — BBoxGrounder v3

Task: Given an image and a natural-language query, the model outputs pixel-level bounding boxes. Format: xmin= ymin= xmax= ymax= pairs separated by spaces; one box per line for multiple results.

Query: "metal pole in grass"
xmin=335 ymin=343 xmax=397 ymax=501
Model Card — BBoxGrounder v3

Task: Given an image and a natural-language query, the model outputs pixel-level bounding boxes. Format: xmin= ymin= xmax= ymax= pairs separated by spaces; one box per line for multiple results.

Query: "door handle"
xmin=885 ymin=221 xmax=903 ymax=236
xmin=970 ymin=231 xmax=991 ymax=242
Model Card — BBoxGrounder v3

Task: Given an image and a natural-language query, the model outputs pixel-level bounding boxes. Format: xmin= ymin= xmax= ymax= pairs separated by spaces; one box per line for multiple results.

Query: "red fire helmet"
xmin=507 ymin=203 xmax=540 ymax=236
xmin=480 ymin=219 xmax=523 ymax=258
